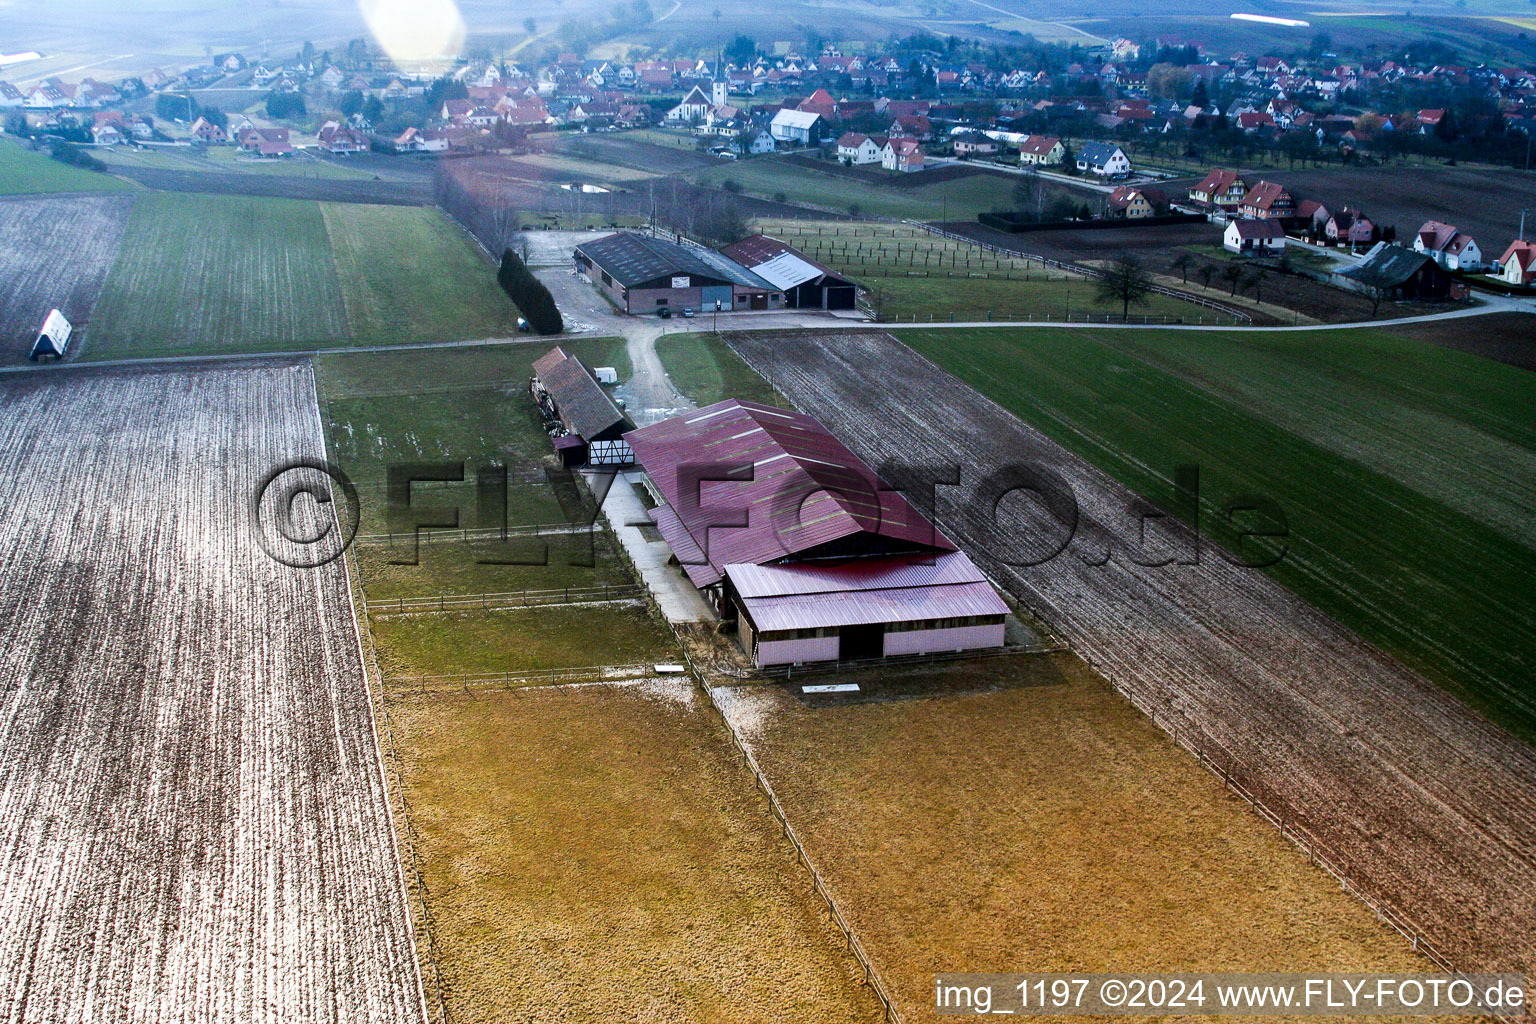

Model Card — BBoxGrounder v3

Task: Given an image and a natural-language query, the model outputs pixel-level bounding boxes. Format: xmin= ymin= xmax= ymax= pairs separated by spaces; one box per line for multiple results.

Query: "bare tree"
xmin=1196 ymin=262 xmax=1216 ymax=290
xmin=1171 ymin=251 xmax=1193 ymax=284
xmin=1220 ymin=263 xmax=1243 ymax=296
xmin=1093 ymin=254 xmax=1154 ymax=320
xmin=1244 ymin=269 xmax=1264 ymax=303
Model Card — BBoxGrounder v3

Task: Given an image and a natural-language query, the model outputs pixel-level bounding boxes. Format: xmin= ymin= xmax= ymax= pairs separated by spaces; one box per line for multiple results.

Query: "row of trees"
xmin=497 ymin=250 xmax=563 ymax=334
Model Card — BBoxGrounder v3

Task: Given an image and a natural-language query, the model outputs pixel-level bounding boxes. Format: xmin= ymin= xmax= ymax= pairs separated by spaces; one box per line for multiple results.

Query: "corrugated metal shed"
xmin=625 ymin=399 xmax=954 ymax=579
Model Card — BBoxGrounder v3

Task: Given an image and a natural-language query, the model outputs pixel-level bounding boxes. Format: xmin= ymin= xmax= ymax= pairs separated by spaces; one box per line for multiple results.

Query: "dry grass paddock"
xmin=379 ymin=678 xmax=882 ymax=1024
xmin=712 ymin=656 xmax=1467 ymax=1024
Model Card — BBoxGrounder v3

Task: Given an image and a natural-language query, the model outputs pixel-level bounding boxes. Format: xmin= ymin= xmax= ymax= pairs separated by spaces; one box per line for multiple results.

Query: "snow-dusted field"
xmin=0 ymin=363 xmax=423 ymax=1024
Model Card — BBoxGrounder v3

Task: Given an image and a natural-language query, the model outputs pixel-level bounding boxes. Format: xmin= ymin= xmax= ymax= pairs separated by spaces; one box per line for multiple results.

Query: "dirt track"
xmin=724 ymin=328 xmax=1536 ymax=979
xmin=0 ymin=363 xmax=423 ymax=1023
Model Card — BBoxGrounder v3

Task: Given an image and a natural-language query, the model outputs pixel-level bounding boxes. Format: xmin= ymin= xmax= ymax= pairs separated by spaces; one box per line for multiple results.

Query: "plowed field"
xmin=0 ymin=363 xmax=423 ymax=1024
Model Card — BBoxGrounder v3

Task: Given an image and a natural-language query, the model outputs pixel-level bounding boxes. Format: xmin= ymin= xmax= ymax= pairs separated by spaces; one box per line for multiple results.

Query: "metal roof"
xmin=1337 ymin=243 xmax=1438 ymax=289
xmin=575 ymin=231 xmax=772 ymax=291
xmin=533 ymin=346 xmax=631 ymax=442
xmin=770 ymin=108 xmax=822 ymax=129
xmin=624 ymin=399 xmax=954 ymax=580
xmin=649 ymin=503 xmax=719 ymax=587
xmin=728 ymin=552 xmax=1008 ymax=632
xmin=718 ymin=235 xmax=854 ymax=289
xmin=727 ymin=549 xmax=986 ymax=597
xmin=748 ymin=251 xmax=823 ymax=290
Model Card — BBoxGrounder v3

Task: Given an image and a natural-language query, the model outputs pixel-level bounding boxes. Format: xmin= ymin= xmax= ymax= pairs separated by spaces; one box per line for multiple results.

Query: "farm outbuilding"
xmin=1333 ymin=243 xmax=1456 ymax=301
xmin=718 ymin=235 xmax=859 ymax=311
xmin=29 ymin=309 xmax=71 ymax=361
xmin=531 ymin=346 xmax=634 ymax=466
xmin=574 ymin=232 xmax=783 ymax=315
xmin=625 ymin=399 xmax=1009 ymax=667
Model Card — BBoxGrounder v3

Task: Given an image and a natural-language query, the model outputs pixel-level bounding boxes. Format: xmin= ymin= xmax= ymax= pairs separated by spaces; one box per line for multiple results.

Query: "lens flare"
xmin=358 ymin=0 xmax=466 ymax=71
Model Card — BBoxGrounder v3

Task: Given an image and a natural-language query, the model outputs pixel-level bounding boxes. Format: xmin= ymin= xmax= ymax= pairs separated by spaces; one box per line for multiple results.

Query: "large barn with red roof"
xmin=625 ymin=399 xmax=1008 ymax=666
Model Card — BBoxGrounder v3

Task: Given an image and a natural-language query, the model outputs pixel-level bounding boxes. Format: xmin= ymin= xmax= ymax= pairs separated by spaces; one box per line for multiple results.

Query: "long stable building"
xmin=531 ymin=346 xmax=634 ymax=466
xmin=625 ymin=399 xmax=1008 ymax=667
xmin=574 ymin=232 xmax=785 ymax=315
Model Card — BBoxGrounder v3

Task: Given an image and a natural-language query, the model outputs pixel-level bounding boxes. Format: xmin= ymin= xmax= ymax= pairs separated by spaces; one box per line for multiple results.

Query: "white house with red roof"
xmin=836 ymin=132 xmax=882 ymax=164
xmin=882 ymin=137 xmax=924 ymax=173
xmin=1496 ymin=241 xmax=1536 ymax=285
xmin=1413 ymin=221 xmax=1483 ymax=272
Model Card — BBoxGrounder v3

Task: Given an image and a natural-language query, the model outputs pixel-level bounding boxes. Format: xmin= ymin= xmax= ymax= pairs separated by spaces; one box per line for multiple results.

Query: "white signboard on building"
xmin=671 ymin=275 xmax=691 ymax=289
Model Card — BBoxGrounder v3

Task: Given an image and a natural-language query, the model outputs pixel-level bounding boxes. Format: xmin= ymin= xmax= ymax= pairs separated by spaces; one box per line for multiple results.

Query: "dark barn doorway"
xmin=839 ymin=623 xmax=884 ymax=661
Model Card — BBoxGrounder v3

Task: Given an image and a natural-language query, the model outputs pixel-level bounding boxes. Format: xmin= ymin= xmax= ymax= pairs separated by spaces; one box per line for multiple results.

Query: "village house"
xmin=882 ymin=136 xmax=924 ymax=173
xmin=1016 ymin=135 xmax=1064 ymax=166
xmin=1224 ymin=218 xmax=1287 ymax=254
xmin=317 ymin=120 xmax=369 ymax=154
xmin=837 ymin=132 xmax=882 ymax=164
xmin=1106 ymin=185 xmax=1167 ymax=219
xmin=1496 ymin=240 xmax=1536 ymax=285
xmin=1325 ymin=208 xmax=1376 ymax=249
xmin=1188 ymin=168 xmax=1247 ymax=210
xmin=1414 ymin=221 xmax=1483 ymax=272
xmin=237 ymin=126 xmax=293 ymax=157
xmin=1238 ymin=180 xmax=1296 ymax=220
xmin=1076 ymin=141 xmax=1131 ymax=177
xmin=188 ymin=116 xmax=227 ymax=143
xmin=951 ymin=131 xmax=999 ymax=157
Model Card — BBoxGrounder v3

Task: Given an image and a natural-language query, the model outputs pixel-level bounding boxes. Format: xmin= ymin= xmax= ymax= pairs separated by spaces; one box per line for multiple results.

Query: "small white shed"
xmin=593 ymin=366 xmax=619 ymax=384
xmin=30 ymin=309 xmax=72 ymax=361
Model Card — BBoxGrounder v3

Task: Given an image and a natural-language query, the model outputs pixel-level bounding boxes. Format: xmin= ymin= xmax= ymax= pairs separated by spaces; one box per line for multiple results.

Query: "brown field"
xmin=942 ymin=220 xmax=1386 ymax=324
xmin=711 ymin=661 xmax=1460 ymax=1023
xmin=0 ymin=194 xmax=135 ymax=359
xmin=1160 ymin=165 xmax=1535 ymax=257
xmin=0 ymin=363 xmax=421 ymax=1023
xmin=1387 ymin=311 xmax=1536 ymax=372
xmin=720 ymin=328 xmax=1536 ymax=981
xmin=379 ymin=678 xmax=881 ymax=1024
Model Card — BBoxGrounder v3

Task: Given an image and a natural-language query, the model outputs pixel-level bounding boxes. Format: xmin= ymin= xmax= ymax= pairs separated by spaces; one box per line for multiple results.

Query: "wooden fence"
xmin=371 ymin=583 xmax=643 ymax=615
xmin=389 ymin=663 xmax=659 ymax=690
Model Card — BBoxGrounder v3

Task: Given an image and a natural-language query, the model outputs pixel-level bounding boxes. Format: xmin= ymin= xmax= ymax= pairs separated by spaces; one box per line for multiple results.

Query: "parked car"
xmin=681 ymin=308 xmax=695 ymax=318
xmin=657 ymin=308 xmax=671 ymax=318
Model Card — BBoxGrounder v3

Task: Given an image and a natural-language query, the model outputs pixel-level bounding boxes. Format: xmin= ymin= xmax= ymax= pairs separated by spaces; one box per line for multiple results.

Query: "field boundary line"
xmin=595 ymin=487 xmax=906 ymax=1021
xmin=318 ymin=368 xmax=445 ymax=1024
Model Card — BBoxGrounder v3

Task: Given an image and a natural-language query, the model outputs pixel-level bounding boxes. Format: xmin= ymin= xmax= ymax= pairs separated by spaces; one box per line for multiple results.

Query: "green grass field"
xmin=83 ymin=195 xmax=527 ymax=358
xmin=655 ymin=332 xmax=789 ymax=408
xmin=321 ymin=203 xmax=523 ymax=345
xmin=901 ymin=325 xmax=1536 ymax=739
xmin=87 ymin=192 xmax=351 ymax=356
xmin=0 ymin=137 xmax=137 ymax=195
xmin=95 ymin=144 xmax=378 ymax=180
xmin=318 ymin=340 xmax=634 ymax=596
